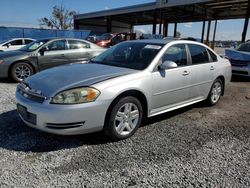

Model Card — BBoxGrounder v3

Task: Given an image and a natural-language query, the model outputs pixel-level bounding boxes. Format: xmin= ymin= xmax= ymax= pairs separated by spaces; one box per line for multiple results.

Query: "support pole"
xmin=212 ymin=20 xmax=218 ymax=49
xmin=159 ymin=9 xmax=162 ymax=35
xmin=242 ymin=2 xmax=250 ymax=42
xmin=174 ymin=22 xmax=177 ymax=37
xmin=106 ymin=16 xmax=112 ymax=33
xmin=201 ymin=9 xmax=206 ymax=43
xmin=206 ymin=19 xmax=211 ymax=45
xmin=163 ymin=20 xmax=168 ymax=37
xmin=153 ymin=10 xmax=157 ymax=35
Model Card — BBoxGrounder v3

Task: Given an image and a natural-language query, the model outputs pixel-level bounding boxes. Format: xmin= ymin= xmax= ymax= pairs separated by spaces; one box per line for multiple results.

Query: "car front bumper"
xmin=16 ymin=90 xmax=111 ymax=135
xmin=231 ymin=64 xmax=250 ymax=77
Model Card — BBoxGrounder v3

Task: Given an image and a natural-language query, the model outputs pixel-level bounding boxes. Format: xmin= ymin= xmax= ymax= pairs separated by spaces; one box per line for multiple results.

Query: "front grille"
xmin=46 ymin=122 xmax=85 ymax=129
xmin=17 ymin=83 xmax=47 ymax=103
xmin=230 ymin=59 xmax=249 ymax=67
xmin=232 ymin=70 xmax=249 ymax=75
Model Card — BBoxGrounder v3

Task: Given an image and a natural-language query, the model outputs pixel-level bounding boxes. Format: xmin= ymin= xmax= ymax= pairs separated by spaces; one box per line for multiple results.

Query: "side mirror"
xmin=159 ymin=60 xmax=178 ymax=70
xmin=7 ymin=43 xmax=11 ymax=48
xmin=39 ymin=46 xmax=48 ymax=56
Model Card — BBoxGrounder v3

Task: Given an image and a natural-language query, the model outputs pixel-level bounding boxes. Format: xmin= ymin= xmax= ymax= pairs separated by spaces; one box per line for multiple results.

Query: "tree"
xmin=39 ymin=4 xmax=76 ymax=30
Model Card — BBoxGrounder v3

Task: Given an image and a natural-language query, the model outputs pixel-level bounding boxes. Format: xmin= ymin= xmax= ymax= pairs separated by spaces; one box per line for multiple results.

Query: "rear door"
xmin=187 ymin=44 xmax=215 ymax=99
xmin=151 ymin=43 xmax=192 ymax=113
xmin=37 ymin=39 xmax=69 ymax=70
xmin=65 ymin=40 xmax=92 ymax=63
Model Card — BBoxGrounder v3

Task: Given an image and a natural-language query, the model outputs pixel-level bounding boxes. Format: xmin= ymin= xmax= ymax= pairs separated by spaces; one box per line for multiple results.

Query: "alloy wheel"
xmin=114 ymin=103 xmax=139 ymax=136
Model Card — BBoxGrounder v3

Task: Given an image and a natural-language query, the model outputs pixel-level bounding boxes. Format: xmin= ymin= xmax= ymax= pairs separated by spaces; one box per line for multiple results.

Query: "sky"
xmin=0 ymin=0 xmax=249 ymax=41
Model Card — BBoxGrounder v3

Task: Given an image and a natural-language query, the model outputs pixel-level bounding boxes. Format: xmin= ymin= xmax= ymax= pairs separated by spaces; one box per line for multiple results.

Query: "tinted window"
xmin=162 ymin=44 xmax=187 ymax=66
xmin=188 ymin=44 xmax=210 ymax=64
xmin=68 ymin=40 xmax=90 ymax=49
xmin=100 ymin=34 xmax=112 ymax=40
xmin=4 ymin=39 xmax=23 ymax=46
xmin=208 ymin=49 xmax=218 ymax=62
xmin=24 ymin=39 xmax=33 ymax=45
xmin=46 ymin=40 xmax=65 ymax=51
xmin=92 ymin=42 xmax=163 ymax=70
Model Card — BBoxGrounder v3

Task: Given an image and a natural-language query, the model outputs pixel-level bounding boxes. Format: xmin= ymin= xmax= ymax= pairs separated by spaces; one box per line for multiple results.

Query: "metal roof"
xmin=75 ymin=0 xmax=249 ymax=24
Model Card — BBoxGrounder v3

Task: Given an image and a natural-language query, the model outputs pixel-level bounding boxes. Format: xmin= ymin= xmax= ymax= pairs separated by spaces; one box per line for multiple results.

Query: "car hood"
xmin=0 ymin=50 xmax=27 ymax=59
xmin=25 ymin=63 xmax=137 ymax=97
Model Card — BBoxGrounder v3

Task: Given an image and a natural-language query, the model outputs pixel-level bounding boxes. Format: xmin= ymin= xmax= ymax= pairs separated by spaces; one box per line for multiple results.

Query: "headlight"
xmin=51 ymin=87 xmax=100 ymax=104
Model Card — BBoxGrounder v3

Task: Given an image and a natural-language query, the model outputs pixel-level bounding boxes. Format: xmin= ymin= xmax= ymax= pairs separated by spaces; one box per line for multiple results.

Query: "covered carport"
xmin=74 ymin=0 xmax=250 ymax=45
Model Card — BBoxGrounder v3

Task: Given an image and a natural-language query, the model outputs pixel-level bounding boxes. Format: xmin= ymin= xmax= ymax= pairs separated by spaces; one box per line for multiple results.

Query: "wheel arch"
xmin=216 ymin=75 xmax=225 ymax=96
xmin=104 ymin=89 xmax=149 ymax=126
xmin=8 ymin=60 xmax=36 ymax=78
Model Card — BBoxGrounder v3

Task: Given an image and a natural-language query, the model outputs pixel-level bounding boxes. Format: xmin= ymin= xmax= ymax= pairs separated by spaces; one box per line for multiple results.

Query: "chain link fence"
xmin=0 ymin=27 xmax=91 ymax=41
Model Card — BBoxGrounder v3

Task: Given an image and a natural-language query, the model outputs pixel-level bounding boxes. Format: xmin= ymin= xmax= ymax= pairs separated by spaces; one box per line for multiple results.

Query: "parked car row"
xmin=0 ymin=38 xmax=106 ymax=82
xmin=87 ymin=32 xmax=136 ymax=48
xmin=14 ymin=39 xmax=232 ymax=140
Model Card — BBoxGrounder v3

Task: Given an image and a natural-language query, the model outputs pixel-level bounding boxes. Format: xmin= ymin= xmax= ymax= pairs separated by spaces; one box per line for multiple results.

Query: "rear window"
xmin=208 ymin=49 xmax=218 ymax=62
xmin=237 ymin=43 xmax=250 ymax=52
xmin=188 ymin=44 xmax=210 ymax=64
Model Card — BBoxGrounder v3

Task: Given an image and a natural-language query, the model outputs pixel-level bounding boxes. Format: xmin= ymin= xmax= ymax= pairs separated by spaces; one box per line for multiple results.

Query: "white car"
xmin=0 ymin=38 xmax=35 ymax=52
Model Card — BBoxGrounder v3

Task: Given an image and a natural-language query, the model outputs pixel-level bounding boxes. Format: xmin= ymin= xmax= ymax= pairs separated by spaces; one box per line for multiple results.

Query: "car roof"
xmin=125 ymin=39 xmax=207 ymax=46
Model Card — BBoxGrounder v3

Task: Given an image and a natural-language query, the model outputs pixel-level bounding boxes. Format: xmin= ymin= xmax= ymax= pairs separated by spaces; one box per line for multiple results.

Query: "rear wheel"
xmin=104 ymin=96 xmax=143 ymax=140
xmin=11 ymin=62 xmax=34 ymax=82
xmin=206 ymin=79 xmax=223 ymax=106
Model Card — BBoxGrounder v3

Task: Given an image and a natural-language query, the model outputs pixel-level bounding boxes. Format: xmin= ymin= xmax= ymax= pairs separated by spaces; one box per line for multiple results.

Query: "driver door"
xmin=151 ymin=44 xmax=192 ymax=114
xmin=37 ymin=39 xmax=69 ymax=70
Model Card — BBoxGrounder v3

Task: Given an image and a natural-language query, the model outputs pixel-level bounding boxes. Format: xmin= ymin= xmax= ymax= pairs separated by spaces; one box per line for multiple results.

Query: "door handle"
xmin=182 ymin=70 xmax=190 ymax=76
xmin=210 ymin=66 xmax=215 ymax=70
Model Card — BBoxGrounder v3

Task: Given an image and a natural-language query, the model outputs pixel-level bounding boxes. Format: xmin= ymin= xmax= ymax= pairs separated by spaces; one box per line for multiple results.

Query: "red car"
xmin=96 ymin=33 xmax=136 ymax=48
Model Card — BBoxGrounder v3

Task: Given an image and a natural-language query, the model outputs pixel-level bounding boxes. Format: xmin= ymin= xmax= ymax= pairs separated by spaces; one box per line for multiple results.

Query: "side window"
xmin=162 ymin=44 xmax=187 ymax=66
xmin=188 ymin=44 xmax=210 ymax=64
xmin=24 ymin=39 xmax=33 ymax=45
xmin=46 ymin=40 xmax=66 ymax=51
xmin=68 ymin=40 xmax=90 ymax=49
xmin=4 ymin=39 xmax=23 ymax=46
xmin=208 ymin=49 xmax=218 ymax=62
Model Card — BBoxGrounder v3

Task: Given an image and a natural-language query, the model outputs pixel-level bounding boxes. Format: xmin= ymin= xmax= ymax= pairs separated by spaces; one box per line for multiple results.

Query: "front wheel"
xmin=104 ymin=96 xmax=143 ymax=140
xmin=11 ymin=62 xmax=34 ymax=82
xmin=206 ymin=79 xmax=223 ymax=106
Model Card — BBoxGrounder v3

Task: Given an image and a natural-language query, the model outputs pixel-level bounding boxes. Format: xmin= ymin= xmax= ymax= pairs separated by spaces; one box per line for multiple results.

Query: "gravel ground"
xmin=0 ymin=76 xmax=250 ymax=187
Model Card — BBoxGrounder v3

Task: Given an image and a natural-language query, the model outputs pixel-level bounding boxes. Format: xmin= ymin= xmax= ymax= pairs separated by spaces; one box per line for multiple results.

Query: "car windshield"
xmin=237 ymin=43 xmax=250 ymax=52
xmin=92 ymin=42 xmax=163 ymax=70
xmin=20 ymin=39 xmax=49 ymax=52
xmin=100 ymin=34 xmax=113 ymax=40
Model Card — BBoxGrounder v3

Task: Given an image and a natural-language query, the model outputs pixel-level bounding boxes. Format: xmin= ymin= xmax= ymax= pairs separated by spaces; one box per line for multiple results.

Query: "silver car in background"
xmin=16 ymin=40 xmax=232 ymax=140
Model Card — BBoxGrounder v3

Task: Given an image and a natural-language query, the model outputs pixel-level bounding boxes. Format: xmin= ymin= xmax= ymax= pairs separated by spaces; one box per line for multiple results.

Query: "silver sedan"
xmin=16 ymin=39 xmax=232 ymax=140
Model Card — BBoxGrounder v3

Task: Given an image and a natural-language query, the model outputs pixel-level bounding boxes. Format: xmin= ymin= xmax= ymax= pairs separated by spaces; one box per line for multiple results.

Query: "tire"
xmin=11 ymin=62 xmax=34 ymax=82
xmin=104 ymin=96 xmax=143 ymax=141
xmin=206 ymin=78 xmax=223 ymax=106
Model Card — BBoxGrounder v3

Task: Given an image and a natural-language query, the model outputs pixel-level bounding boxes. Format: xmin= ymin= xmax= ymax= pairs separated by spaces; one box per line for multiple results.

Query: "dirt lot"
xmin=0 ymin=76 xmax=250 ymax=187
